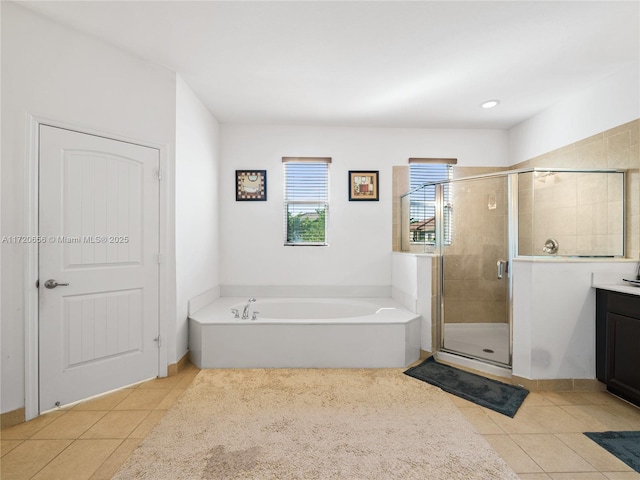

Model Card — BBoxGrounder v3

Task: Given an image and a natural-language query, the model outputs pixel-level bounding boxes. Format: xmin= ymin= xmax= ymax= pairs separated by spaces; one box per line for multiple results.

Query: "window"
xmin=408 ymin=159 xmax=455 ymax=245
xmin=283 ymin=157 xmax=330 ymax=245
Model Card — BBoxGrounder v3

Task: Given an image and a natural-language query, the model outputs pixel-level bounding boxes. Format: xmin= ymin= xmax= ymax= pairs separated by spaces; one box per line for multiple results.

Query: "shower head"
xmin=534 ymin=171 xmax=555 ymax=183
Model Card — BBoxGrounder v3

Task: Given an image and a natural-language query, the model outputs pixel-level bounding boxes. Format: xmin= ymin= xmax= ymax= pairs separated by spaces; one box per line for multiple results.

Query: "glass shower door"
xmin=440 ymin=175 xmax=511 ymax=366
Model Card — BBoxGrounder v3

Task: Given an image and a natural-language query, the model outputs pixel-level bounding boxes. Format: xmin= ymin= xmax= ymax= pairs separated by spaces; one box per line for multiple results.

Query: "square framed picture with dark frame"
xmin=348 ymin=170 xmax=379 ymax=201
xmin=236 ymin=170 xmax=267 ymax=201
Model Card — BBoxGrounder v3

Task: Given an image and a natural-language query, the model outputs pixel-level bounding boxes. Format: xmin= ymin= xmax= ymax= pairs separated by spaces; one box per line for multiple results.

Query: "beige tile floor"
xmin=2 ymin=364 xmax=640 ymax=479
xmin=450 ymin=389 xmax=640 ymax=480
xmin=1 ymin=365 xmax=200 ymax=480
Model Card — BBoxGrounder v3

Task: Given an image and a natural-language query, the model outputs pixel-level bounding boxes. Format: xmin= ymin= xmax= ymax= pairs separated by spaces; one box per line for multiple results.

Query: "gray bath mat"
xmin=584 ymin=431 xmax=640 ymax=472
xmin=404 ymin=356 xmax=528 ymax=417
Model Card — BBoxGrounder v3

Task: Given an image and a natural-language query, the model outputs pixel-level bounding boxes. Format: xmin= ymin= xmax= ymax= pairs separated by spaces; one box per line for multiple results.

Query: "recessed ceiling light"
xmin=481 ymin=100 xmax=500 ymax=109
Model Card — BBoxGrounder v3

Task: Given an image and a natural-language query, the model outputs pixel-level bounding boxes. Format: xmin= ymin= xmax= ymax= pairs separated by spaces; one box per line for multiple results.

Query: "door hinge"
xmin=157 ymin=168 xmax=163 ymax=181
xmin=154 ymin=336 xmax=161 ymax=347
xmin=36 ymin=279 xmax=39 ymax=288
xmin=157 ymin=253 xmax=164 ymax=264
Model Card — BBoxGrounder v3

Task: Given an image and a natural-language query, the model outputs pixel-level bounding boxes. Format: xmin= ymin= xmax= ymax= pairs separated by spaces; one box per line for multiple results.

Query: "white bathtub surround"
xmin=187 ymin=287 xmax=221 ymax=316
xmin=219 ymin=285 xmax=391 ymax=298
xmin=189 ymin=297 xmax=420 ymax=368
xmin=391 ymin=253 xmax=434 ymax=351
xmin=240 ymin=298 xmax=377 ymax=319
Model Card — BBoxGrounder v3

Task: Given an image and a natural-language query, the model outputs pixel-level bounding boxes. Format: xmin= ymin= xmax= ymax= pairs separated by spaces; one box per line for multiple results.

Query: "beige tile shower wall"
xmin=518 ymin=172 xmax=534 ymax=255
xmin=443 ymin=175 xmax=508 ymax=324
xmin=512 ymin=119 xmax=640 ymax=259
xmin=393 ymin=166 xmax=508 ymax=328
xmin=519 ymin=171 xmax=624 ymax=256
xmin=431 ymin=256 xmax=439 ymax=352
xmin=452 ymin=167 xmax=503 ymax=180
xmin=392 ymin=166 xmax=409 ymax=252
xmin=392 ymin=166 xmax=502 ymax=253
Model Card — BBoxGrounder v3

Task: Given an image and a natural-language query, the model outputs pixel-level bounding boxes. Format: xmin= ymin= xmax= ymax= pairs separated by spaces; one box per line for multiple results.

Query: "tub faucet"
xmin=242 ymin=298 xmax=256 ymax=319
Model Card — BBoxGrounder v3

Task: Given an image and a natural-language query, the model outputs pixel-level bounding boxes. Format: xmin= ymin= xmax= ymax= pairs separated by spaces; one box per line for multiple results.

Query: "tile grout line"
xmin=482 ymin=432 xmax=547 ymax=475
xmin=472 ymin=390 xmax=640 ymax=477
xmin=550 ymin=435 xmax=601 ymax=476
xmin=12 ymin=382 xmax=179 ymax=478
xmin=25 ymin=437 xmax=83 ymax=480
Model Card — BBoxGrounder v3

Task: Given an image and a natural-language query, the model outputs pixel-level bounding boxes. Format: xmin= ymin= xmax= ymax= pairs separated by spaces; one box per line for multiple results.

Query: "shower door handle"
xmin=497 ymin=260 xmax=508 ymax=280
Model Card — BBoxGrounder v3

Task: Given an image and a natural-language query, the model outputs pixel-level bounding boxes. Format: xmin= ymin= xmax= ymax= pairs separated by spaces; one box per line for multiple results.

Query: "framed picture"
xmin=236 ymin=170 xmax=267 ymax=201
xmin=348 ymin=170 xmax=379 ymax=201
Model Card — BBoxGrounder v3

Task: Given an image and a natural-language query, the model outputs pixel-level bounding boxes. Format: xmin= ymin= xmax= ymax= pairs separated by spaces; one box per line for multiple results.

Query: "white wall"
xmin=219 ymin=125 xmax=508 ymax=288
xmin=391 ymin=253 xmax=419 ymax=312
xmin=509 ymin=63 xmax=640 ymax=165
xmin=1 ymin=3 xmax=177 ymax=414
xmin=512 ymin=260 xmax=637 ymax=380
xmin=391 ymin=253 xmax=433 ymax=351
xmin=175 ymin=75 xmax=220 ymax=364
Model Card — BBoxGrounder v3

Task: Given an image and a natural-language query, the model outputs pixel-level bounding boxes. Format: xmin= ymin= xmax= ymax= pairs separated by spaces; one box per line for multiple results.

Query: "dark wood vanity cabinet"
xmin=596 ymin=289 xmax=640 ymax=407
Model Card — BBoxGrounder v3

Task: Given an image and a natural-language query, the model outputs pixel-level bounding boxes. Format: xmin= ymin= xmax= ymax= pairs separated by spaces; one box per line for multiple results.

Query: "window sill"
xmin=284 ymin=243 xmax=329 ymax=247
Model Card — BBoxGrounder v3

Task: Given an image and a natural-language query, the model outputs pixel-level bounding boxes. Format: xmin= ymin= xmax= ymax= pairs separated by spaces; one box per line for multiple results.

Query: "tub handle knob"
xmin=231 ymin=308 xmax=240 ymax=318
xmin=252 ymin=311 xmax=260 ymax=321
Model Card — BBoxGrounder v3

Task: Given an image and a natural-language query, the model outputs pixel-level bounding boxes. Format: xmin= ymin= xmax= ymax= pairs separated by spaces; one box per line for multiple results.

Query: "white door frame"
xmin=24 ymin=114 xmax=172 ymax=421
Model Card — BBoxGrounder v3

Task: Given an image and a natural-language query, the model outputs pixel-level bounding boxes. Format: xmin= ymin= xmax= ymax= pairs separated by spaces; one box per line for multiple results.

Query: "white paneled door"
xmin=39 ymin=125 xmax=160 ymax=411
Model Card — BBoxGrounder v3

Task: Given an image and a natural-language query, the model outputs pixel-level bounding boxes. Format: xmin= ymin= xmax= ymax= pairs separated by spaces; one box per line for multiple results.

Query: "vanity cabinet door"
xmin=606 ymin=312 xmax=640 ymax=403
xmin=596 ymin=290 xmax=640 ymax=407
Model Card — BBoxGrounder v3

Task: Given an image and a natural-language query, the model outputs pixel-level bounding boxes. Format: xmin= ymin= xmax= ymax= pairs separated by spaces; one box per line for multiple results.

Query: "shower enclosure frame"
xmin=434 ymin=172 xmax=517 ymax=369
xmin=415 ymin=168 xmax=626 ymax=371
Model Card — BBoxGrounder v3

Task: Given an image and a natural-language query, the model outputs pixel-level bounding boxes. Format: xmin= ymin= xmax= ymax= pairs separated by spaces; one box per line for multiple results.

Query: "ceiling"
xmin=19 ymin=1 xmax=640 ymax=129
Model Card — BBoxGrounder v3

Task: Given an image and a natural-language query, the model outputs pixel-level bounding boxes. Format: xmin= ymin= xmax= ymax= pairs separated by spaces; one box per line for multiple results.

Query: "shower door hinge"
xmin=154 ymin=336 xmax=161 ymax=347
xmin=157 ymin=168 xmax=163 ymax=181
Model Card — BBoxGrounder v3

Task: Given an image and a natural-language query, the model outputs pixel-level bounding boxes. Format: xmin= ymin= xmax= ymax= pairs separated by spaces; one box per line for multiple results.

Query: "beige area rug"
xmin=114 ymin=368 xmax=518 ymax=479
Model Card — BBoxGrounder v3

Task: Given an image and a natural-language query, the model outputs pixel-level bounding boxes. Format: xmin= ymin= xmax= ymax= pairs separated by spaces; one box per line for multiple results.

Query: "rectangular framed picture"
xmin=348 ymin=170 xmax=379 ymax=201
xmin=236 ymin=170 xmax=267 ymax=201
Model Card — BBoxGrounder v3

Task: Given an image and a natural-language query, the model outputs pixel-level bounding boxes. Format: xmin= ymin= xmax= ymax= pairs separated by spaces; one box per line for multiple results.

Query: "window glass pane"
xmin=284 ymin=161 xmax=329 ymax=245
xmin=286 ymin=204 xmax=326 ymax=243
xmin=409 ymin=164 xmax=452 ymax=245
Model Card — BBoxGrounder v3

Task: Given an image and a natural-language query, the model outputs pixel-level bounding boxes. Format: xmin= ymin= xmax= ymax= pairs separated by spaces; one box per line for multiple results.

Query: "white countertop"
xmin=592 ymin=283 xmax=640 ymax=296
xmin=591 ymin=271 xmax=640 ymax=296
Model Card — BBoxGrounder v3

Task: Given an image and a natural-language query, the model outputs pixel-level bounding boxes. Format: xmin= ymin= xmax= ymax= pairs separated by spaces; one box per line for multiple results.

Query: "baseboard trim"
xmin=512 ymin=376 xmax=607 ymax=392
xmin=3 ymin=353 xmax=193 ymax=429
xmin=1 ymin=408 xmax=26 ymax=429
xmin=167 ymin=351 xmax=191 ymax=377
xmin=426 ymin=351 xmax=606 ymax=391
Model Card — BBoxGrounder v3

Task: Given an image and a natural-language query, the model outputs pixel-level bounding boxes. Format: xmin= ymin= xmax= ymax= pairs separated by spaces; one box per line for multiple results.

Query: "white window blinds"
xmin=409 ymin=160 xmax=454 ymax=245
xmin=283 ymin=157 xmax=330 ymax=245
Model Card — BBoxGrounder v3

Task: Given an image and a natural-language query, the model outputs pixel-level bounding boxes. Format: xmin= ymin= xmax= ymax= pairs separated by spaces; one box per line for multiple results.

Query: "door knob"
xmin=44 ymin=279 xmax=69 ymax=289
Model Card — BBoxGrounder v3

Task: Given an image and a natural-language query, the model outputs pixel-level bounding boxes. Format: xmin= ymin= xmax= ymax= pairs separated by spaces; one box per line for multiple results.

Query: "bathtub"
xmin=188 ymin=297 xmax=421 ymax=368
